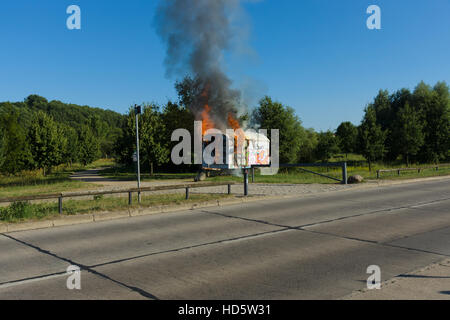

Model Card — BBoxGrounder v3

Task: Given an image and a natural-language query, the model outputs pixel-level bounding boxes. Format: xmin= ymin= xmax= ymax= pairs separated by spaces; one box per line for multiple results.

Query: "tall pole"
xmin=244 ymin=168 xmax=249 ymax=196
xmin=135 ymin=105 xmax=141 ymax=203
xmin=342 ymin=162 xmax=348 ymax=185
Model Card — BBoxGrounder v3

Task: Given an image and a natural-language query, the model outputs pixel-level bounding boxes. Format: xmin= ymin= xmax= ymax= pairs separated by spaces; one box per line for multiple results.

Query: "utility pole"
xmin=135 ymin=105 xmax=142 ymax=203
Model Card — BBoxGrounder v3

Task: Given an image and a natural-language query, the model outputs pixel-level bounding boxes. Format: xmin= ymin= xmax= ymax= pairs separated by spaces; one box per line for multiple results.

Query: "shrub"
xmin=0 ymin=201 xmax=54 ymax=222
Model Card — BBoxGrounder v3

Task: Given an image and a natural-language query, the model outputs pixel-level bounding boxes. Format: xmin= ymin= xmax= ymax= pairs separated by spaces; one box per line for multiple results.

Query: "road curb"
xmin=93 ymin=210 xmax=131 ymax=222
xmin=52 ymin=214 xmax=94 ymax=227
xmin=129 ymin=206 xmax=163 ymax=217
xmin=6 ymin=220 xmax=54 ymax=233
xmin=0 ymin=196 xmax=264 ymax=233
xmin=370 ymin=174 xmax=450 ymax=186
xmin=0 ymin=223 xmax=7 ymax=233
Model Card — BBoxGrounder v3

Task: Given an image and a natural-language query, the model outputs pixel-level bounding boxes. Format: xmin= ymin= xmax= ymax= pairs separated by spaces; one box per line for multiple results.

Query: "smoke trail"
xmin=154 ymin=0 xmax=248 ymax=128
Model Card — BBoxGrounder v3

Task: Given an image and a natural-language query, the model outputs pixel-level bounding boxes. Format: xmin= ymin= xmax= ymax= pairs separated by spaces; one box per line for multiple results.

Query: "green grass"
xmin=0 ymin=193 xmax=232 ymax=223
xmin=209 ymin=164 xmax=450 ymax=184
xmin=0 ymin=179 xmax=97 ymax=198
xmin=209 ymin=169 xmax=342 ymax=184
xmin=0 ymin=158 xmax=115 ymax=198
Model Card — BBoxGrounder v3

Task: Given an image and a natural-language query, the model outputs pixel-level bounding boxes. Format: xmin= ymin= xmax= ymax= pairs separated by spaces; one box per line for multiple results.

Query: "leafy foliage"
xmin=78 ymin=125 xmax=100 ymax=166
xmin=358 ymin=106 xmax=386 ymax=171
xmin=251 ymin=96 xmax=305 ymax=164
xmin=315 ymin=131 xmax=340 ymax=162
xmin=336 ymin=122 xmax=358 ymax=158
xmin=0 ymin=95 xmax=124 ymax=175
xmin=393 ymin=102 xmax=424 ymax=165
xmin=364 ymin=81 xmax=450 ymax=165
xmin=0 ymin=105 xmax=33 ymax=174
xmin=28 ymin=111 xmax=66 ymax=175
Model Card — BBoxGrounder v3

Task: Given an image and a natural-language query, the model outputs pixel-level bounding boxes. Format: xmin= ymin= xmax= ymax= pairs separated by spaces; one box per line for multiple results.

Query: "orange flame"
xmin=227 ymin=113 xmax=240 ymax=131
xmin=201 ymin=104 xmax=215 ymax=134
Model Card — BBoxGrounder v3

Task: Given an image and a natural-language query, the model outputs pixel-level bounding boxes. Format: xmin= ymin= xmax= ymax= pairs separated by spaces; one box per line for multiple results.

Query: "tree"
xmin=430 ymin=82 xmax=450 ymax=161
xmin=385 ymin=88 xmax=413 ymax=161
xmin=335 ymin=122 xmax=358 ymax=159
xmin=78 ymin=125 xmax=100 ymax=166
xmin=89 ymin=114 xmax=115 ymax=158
xmin=114 ymin=105 xmax=171 ymax=173
xmin=394 ymin=102 xmax=424 ymax=166
xmin=358 ymin=105 xmax=386 ymax=171
xmin=25 ymin=95 xmax=48 ymax=110
xmin=0 ymin=129 xmax=5 ymax=171
xmin=0 ymin=105 xmax=33 ymax=174
xmin=416 ymin=82 xmax=450 ymax=163
xmin=161 ymin=101 xmax=196 ymax=171
xmin=251 ymin=96 xmax=305 ymax=164
xmin=114 ymin=115 xmax=135 ymax=166
xmin=298 ymin=128 xmax=319 ymax=162
xmin=27 ymin=111 xmax=64 ymax=175
xmin=140 ymin=104 xmax=170 ymax=175
xmin=372 ymin=90 xmax=392 ymax=130
xmin=315 ymin=131 xmax=340 ymax=162
xmin=162 ymin=101 xmax=195 ymax=136
xmin=0 ymin=112 xmax=6 ymax=170
xmin=60 ymin=125 xmax=79 ymax=166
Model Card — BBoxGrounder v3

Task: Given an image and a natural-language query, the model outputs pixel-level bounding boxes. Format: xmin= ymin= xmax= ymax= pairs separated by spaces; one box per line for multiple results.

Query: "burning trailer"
xmin=199 ymin=127 xmax=271 ymax=196
xmin=202 ymin=130 xmax=270 ymax=170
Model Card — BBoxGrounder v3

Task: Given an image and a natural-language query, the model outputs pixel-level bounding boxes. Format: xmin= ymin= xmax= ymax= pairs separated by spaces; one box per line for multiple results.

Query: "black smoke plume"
xmin=154 ymin=0 xmax=247 ymax=129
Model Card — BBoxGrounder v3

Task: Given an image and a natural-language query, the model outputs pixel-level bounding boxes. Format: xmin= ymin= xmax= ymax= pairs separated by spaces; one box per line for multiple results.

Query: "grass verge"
xmin=0 ymin=159 xmax=115 ymax=198
xmin=209 ymin=165 xmax=450 ymax=184
xmin=0 ymin=193 xmax=232 ymax=223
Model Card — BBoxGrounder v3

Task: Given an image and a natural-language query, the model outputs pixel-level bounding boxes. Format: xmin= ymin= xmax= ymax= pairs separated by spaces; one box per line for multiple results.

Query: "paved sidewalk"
xmin=343 ymin=259 xmax=450 ymax=300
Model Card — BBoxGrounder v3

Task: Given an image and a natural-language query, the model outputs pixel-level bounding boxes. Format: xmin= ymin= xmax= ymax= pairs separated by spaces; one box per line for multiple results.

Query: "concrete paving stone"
xmin=0 ymin=223 xmax=7 ymax=233
xmin=52 ymin=214 xmax=94 ymax=227
xmin=7 ymin=220 xmax=54 ymax=233
xmin=94 ymin=210 xmax=130 ymax=222
xmin=129 ymin=206 xmax=163 ymax=217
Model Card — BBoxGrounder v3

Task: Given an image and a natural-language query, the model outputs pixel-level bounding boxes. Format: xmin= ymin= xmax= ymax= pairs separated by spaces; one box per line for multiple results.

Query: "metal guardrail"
xmin=251 ymin=162 xmax=348 ymax=184
xmin=0 ymin=181 xmax=237 ymax=214
xmin=376 ymin=164 xmax=450 ymax=179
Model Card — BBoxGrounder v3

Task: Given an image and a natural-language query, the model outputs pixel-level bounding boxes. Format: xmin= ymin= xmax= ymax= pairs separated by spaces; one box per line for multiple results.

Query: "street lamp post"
xmin=135 ymin=105 xmax=141 ymax=203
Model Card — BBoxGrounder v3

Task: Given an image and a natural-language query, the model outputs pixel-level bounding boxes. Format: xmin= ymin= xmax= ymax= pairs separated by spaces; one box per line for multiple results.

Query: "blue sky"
xmin=1 ymin=0 xmax=449 ymax=131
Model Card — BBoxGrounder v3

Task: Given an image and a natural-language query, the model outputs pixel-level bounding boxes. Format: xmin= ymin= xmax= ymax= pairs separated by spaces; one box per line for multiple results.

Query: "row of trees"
xmin=0 ymin=107 xmax=99 ymax=175
xmin=113 ymin=80 xmax=449 ymax=173
xmin=357 ymin=81 xmax=450 ymax=167
xmin=0 ymin=95 xmax=123 ymax=175
xmin=1 ymin=80 xmax=448 ymax=176
xmin=112 ymin=86 xmax=343 ymax=170
xmin=304 ymin=81 xmax=450 ymax=170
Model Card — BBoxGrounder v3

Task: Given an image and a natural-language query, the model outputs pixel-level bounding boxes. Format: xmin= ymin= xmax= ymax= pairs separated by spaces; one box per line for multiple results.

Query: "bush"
xmin=0 ymin=202 xmax=32 ymax=221
xmin=93 ymin=195 xmax=104 ymax=201
xmin=0 ymin=201 xmax=54 ymax=222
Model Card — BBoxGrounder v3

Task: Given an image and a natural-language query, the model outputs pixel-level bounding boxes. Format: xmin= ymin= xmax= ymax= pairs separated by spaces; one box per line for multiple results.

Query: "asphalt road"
xmin=0 ymin=178 xmax=449 ymax=300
